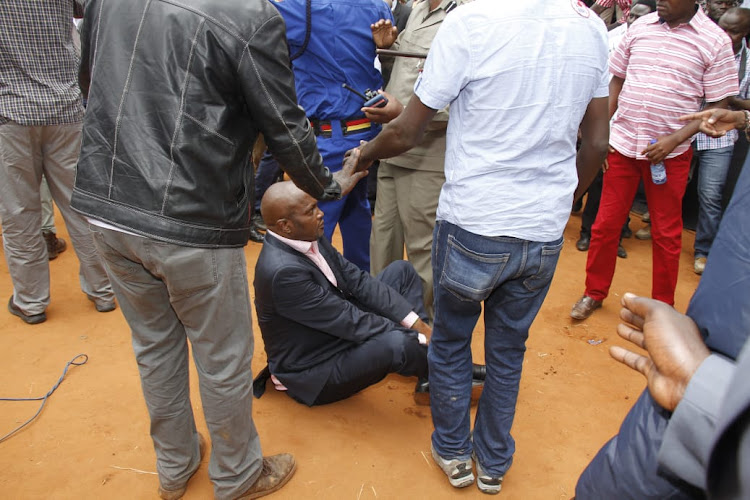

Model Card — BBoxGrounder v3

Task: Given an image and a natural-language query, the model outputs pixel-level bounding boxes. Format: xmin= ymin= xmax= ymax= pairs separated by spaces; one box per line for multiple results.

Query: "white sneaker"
xmin=473 ymin=454 xmax=504 ymax=495
xmin=431 ymin=444 xmax=474 ymax=488
xmin=694 ymin=256 xmax=707 ymax=275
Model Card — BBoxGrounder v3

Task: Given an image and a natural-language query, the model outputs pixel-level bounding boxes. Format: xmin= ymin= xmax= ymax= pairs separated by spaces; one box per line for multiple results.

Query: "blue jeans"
xmin=694 ymin=146 xmax=733 ymax=258
xmin=428 ymin=221 xmax=563 ymax=477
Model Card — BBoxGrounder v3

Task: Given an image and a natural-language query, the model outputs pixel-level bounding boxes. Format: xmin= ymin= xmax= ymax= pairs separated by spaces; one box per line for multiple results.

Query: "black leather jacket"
xmin=72 ymin=0 xmax=341 ymax=247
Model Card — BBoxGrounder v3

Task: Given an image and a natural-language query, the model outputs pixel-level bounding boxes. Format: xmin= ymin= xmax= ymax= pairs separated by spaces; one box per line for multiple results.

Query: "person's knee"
xmin=386 ymin=259 xmax=414 ymax=278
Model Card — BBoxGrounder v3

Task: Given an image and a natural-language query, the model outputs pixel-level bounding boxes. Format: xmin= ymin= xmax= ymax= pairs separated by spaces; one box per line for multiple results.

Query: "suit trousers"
xmin=0 ymin=123 xmax=113 ymax=315
xmin=89 ymin=226 xmax=263 ymax=500
xmin=313 ymin=260 xmax=429 ymax=405
xmin=370 ymin=161 xmax=445 ymax=319
xmin=585 ymin=149 xmax=691 ymax=305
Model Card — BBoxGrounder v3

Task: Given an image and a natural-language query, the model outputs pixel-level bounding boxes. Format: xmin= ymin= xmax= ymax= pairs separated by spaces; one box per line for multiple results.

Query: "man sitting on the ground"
xmin=252 ymin=181 xmax=484 ymax=406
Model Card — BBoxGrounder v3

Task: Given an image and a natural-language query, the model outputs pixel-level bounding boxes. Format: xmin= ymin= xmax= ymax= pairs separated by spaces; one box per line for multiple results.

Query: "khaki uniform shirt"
xmin=383 ymin=0 xmax=468 ymax=171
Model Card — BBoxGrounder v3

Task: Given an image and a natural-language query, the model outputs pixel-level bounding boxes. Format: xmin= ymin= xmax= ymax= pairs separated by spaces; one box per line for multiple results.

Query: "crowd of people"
xmin=0 ymin=0 xmax=748 ymax=499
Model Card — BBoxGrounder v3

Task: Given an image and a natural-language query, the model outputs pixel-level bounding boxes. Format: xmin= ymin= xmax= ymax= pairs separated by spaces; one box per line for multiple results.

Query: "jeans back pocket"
xmin=523 ymin=239 xmax=564 ymax=292
xmin=440 ymin=235 xmax=510 ymax=302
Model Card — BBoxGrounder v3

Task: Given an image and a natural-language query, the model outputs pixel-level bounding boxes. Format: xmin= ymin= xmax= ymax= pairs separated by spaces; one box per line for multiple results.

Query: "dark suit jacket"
xmin=254 ymin=234 xmax=415 ymax=405
xmin=706 ymin=344 xmax=750 ymax=498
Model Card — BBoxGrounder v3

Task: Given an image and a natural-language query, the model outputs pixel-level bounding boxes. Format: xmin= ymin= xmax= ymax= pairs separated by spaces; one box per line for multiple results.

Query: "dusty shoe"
xmin=570 ymin=295 xmax=602 ymax=320
xmin=7 ymin=296 xmax=46 ymax=325
xmin=43 ymin=231 xmax=67 ymax=260
xmin=694 ymin=256 xmax=707 ymax=275
xmin=87 ymin=295 xmax=117 ymax=313
xmin=635 ymin=224 xmax=651 ymax=240
xmin=431 ymin=444 xmax=474 ymax=488
xmin=473 ymin=454 xmax=503 ymax=495
xmin=158 ymin=433 xmax=207 ymax=500
xmin=236 ymin=454 xmax=296 ymax=499
xmin=249 ymin=226 xmax=265 ymax=243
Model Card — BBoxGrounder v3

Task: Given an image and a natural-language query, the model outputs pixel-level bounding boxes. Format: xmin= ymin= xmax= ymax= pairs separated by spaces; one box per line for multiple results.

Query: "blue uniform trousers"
xmin=317 ymin=121 xmax=378 ymax=272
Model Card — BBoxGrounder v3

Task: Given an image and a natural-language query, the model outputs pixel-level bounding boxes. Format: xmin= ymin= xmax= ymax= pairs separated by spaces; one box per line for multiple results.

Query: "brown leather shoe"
xmin=43 ymin=231 xmax=67 ymax=260
xmin=236 ymin=454 xmax=296 ymax=499
xmin=158 ymin=433 xmax=207 ymax=500
xmin=570 ymin=295 xmax=602 ymax=320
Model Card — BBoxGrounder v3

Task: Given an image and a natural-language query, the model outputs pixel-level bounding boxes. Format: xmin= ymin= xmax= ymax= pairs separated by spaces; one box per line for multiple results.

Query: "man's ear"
xmin=277 ymin=218 xmax=292 ymax=235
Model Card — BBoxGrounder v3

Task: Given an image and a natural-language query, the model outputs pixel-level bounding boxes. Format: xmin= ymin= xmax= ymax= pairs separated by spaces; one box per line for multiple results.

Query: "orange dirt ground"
xmin=0 ymin=211 xmax=701 ymax=499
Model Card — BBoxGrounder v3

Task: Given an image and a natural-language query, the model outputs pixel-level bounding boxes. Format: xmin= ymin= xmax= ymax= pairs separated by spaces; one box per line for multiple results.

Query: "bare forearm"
xmin=575 ymin=138 xmax=609 ymax=201
xmin=360 ymin=120 xmax=419 ymax=164
xmin=575 ymin=96 xmax=610 ymax=201
xmin=729 ymin=96 xmax=750 ymax=110
xmin=360 ymin=97 xmax=437 ymax=165
xmin=672 ymin=98 xmax=730 ymax=143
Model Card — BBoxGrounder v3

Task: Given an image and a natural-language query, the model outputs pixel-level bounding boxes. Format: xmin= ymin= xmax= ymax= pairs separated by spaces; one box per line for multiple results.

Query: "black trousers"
xmin=313 ymin=261 xmax=429 ymax=405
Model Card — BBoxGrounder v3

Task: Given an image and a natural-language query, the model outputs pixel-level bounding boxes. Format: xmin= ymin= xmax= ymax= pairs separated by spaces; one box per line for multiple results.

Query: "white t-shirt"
xmin=414 ymin=0 xmax=609 ymax=241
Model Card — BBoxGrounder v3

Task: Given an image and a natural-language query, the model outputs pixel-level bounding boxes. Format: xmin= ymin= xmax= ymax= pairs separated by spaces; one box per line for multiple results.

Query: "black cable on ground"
xmin=0 ymin=354 xmax=89 ymax=444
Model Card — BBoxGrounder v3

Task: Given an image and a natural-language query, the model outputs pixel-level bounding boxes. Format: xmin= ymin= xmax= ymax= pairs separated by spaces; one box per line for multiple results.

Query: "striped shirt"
xmin=609 ymin=9 xmax=739 ymax=160
xmin=595 ymin=0 xmax=630 ymax=24
xmin=695 ymin=41 xmax=750 ymax=150
xmin=0 ymin=1 xmax=84 ymax=126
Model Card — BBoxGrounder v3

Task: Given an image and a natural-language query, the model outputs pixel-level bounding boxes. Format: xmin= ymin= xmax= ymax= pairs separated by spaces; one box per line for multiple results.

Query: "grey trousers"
xmin=90 ymin=226 xmax=263 ymax=500
xmin=370 ymin=160 xmax=445 ymax=319
xmin=0 ymin=123 xmax=113 ymax=314
xmin=41 ymin=176 xmax=56 ymax=232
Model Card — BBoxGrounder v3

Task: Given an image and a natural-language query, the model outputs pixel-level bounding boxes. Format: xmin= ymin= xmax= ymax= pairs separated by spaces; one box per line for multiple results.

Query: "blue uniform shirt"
xmin=271 ymin=0 xmax=393 ymax=121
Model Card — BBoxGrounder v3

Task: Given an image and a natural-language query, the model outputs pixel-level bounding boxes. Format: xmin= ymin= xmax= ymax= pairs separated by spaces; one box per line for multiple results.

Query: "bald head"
xmin=720 ymin=8 xmax=750 ymax=54
xmin=261 ymin=181 xmax=325 ymax=241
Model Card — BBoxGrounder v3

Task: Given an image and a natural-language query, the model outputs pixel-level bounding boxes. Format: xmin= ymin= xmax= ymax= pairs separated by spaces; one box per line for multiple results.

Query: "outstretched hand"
xmin=362 ymin=91 xmax=403 ymax=124
xmin=371 ymin=19 xmax=398 ymax=49
xmin=609 ymin=293 xmax=710 ymax=412
xmin=335 ymin=148 xmax=369 ymax=196
xmin=679 ymin=109 xmax=746 ymax=138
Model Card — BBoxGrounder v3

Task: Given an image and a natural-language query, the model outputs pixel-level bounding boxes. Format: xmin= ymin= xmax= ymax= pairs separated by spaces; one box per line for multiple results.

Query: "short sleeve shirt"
xmin=609 ymin=9 xmax=739 ymax=159
xmin=414 ymin=0 xmax=609 ymax=241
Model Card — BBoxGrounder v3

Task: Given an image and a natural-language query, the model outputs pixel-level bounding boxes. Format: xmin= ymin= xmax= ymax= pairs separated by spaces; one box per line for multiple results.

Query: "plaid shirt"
xmin=694 ymin=42 xmax=750 ymax=150
xmin=0 ymin=0 xmax=84 ymax=126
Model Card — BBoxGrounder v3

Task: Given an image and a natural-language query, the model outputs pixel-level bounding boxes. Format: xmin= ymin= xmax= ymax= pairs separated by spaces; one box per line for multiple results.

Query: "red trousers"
xmin=585 ymin=149 xmax=692 ymax=305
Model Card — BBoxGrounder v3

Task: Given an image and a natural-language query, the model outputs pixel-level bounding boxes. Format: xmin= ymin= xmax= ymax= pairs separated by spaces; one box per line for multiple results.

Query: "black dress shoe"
xmin=617 ymin=244 xmax=628 ymax=259
xmin=576 ymin=234 xmax=591 ymax=252
xmin=249 ymin=226 xmax=265 ymax=243
xmin=414 ymin=377 xmax=430 ymax=406
xmin=413 ymin=377 xmax=484 ymax=406
xmin=251 ymin=212 xmax=267 ymax=232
